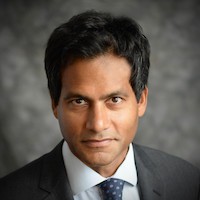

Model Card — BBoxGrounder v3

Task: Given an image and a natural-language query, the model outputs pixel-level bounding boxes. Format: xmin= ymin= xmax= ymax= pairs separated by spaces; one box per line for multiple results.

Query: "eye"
xmin=71 ymin=98 xmax=87 ymax=106
xmin=110 ymin=97 xmax=123 ymax=104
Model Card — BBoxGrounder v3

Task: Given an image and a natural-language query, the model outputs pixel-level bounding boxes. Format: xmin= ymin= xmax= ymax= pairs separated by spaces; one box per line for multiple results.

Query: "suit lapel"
xmin=134 ymin=144 xmax=164 ymax=200
xmin=39 ymin=140 xmax=74 ymax=200
xmin=36 ymin=141 xmax=165 ymax=200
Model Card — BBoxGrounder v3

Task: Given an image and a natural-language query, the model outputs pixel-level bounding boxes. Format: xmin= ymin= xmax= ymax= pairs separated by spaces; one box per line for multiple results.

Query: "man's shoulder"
xmin=133 ymin=144 xmax=200 ymax=199
xmin=0 ymin=153 xmax=48 ymax=200
xmin=0 ymin=141 xmax=64 ymax=200
xmin=133 ymin=143 xmax=200 ymax=178
xmin=0 ymin=153 xmax=46 ymax=183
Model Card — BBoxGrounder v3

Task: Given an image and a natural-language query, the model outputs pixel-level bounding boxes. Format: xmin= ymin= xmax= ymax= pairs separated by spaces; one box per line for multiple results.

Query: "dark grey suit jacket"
xmin=0 ymin=141 xmax=199 ymax=200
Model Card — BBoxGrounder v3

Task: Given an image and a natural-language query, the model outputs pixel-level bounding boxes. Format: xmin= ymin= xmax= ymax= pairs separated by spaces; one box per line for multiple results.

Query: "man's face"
xmin=52 ymin=54 xmax=148 ymax=177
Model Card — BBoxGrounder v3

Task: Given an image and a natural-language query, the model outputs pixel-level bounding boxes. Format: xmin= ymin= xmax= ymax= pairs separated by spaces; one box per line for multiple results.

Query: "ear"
xmin=51 ymin=98 xmax=58 ymax=119
xmin=138 ymin=87 xmax=148 ymax=117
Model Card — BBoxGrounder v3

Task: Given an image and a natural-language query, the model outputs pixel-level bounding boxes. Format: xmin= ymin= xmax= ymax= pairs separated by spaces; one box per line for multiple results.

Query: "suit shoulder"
xmin=133 ymin=143 xmax=200 ymax=176
xmin=134 ymin=144 xmax=200 ymax=199
xmin=0 ymin=141 xmax=64 ymax=200
xmin=0 ymin=153 xmax=46 ymax=182
xmin=0 ymin=153 xmax=48 ymax=199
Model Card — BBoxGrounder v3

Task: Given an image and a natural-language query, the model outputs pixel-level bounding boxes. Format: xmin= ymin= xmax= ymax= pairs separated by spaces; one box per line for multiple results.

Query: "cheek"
xmin=113 ymin=109 xmax=139 ymax=139
xmin=57 ymin=111 xmax=85 ymax=141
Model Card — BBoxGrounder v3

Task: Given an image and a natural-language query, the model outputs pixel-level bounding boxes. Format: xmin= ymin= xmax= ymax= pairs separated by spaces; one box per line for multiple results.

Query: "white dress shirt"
xmin=62 ymin=141 xmax=140 ymax=200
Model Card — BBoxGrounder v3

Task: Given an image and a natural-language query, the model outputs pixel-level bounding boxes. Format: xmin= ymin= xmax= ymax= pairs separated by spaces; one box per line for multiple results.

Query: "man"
xmin=0 ymin=10 xmax=199 ymax=200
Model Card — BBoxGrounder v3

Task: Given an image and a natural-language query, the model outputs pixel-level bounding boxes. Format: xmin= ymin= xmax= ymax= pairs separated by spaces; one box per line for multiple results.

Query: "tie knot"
xmin=98 ymin=178 xmax=125 ymax=200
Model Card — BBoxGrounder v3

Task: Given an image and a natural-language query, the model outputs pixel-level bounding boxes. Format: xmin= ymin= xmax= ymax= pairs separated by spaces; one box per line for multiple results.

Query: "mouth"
xmin=82 ymin=138 xmax=115 ymax=148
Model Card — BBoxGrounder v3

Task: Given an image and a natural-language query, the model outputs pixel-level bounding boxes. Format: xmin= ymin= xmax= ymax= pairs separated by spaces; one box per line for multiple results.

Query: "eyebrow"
xmin=100 ymin=91 xmax=129 ymax=100
xmin=64 ymin=90 xmax=129 ymax=101
xmin=64 ymin=92 xmax=90 ymax=101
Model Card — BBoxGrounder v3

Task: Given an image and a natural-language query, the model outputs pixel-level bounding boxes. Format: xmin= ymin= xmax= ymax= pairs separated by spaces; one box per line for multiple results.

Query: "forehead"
xmin=60 ymin=54 xmax=132 ymax=95
xmin=62 ymin=54 xmax=131 ymax=78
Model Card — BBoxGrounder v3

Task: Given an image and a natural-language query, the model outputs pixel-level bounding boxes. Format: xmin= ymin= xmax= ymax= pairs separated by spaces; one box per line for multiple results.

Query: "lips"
xmin=82 ymin=138 xmax=114 ymax=148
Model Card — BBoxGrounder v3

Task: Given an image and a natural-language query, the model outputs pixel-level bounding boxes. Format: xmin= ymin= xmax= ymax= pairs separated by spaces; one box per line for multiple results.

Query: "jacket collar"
xmin=134 ymin=144 xmax=164 ymax=200
xmin=38 ymin=140 xmax=164 ymax=200
xmin=39 ymin=140 xmax=74 ymax=200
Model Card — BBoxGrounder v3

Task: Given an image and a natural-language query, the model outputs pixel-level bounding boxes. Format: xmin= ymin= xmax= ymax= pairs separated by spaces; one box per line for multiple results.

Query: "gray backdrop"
xmin=0 ymin=0 xmax=200 ymax=177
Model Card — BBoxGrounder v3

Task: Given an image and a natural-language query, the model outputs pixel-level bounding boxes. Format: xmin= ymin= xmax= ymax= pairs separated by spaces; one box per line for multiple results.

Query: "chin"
xmin=84 ymin=152 xmax=114 ymax=167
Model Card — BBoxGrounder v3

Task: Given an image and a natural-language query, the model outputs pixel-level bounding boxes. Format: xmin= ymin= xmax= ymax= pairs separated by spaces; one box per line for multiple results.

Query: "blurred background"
xmin=0 ymin=0 xmax=200 ymax=177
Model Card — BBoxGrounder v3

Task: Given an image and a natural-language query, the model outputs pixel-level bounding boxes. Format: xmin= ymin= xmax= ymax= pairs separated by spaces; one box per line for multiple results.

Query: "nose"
xmin=86 ymin=103 xmax=110 ymax=133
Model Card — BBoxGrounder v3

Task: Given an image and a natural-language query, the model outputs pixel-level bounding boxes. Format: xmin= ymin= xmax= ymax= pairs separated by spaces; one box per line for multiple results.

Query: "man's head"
xmin=45 ymin=10 xmax=150 ymax=105
xmin=44 ymin=11 xmax=150 ymax=177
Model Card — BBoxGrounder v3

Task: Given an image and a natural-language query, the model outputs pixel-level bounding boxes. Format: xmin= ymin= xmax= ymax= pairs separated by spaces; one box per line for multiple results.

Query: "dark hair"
xmin=45 ymin=10 xmax=150 ymax=105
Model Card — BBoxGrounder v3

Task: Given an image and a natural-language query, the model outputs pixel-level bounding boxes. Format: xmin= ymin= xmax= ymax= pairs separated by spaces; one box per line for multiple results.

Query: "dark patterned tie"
xmin=98 ymin=178 xmax=125 ymax=200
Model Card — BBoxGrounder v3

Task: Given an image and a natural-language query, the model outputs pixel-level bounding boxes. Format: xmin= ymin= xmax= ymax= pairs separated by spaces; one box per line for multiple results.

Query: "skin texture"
xmin=52 ymin=53 xmax=148 ymax=177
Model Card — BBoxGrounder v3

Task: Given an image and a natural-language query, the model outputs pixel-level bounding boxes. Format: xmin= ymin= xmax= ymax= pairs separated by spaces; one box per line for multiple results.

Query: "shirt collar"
xmin=62 ymin=141 xmax=137 ymax=195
